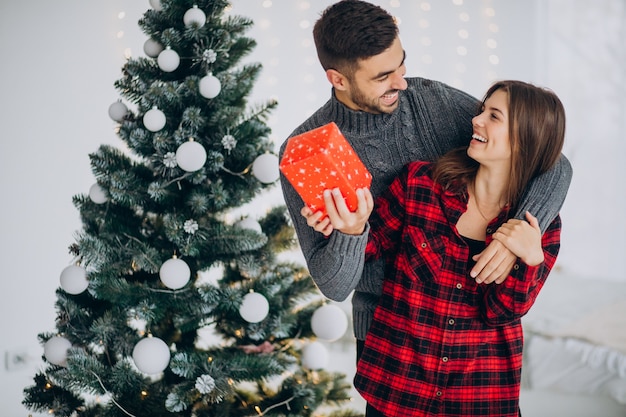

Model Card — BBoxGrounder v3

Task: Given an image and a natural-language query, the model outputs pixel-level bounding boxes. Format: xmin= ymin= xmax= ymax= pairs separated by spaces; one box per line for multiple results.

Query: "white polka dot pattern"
xmin=280 ymin=122 xmax=372 ymax=216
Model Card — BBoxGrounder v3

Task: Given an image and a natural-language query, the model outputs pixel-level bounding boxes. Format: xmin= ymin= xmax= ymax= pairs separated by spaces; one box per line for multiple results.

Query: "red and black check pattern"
xmin=355 ymin=161 xmax=561 ymax=417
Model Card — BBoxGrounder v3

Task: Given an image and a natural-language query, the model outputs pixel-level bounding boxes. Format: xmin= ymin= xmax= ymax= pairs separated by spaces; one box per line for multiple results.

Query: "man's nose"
xmin=391 ymin=71 xmax=408 ymax=91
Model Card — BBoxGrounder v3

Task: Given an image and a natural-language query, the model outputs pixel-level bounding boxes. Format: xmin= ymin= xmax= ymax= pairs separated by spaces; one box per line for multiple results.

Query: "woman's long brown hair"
xmin=432 ymin=80 xmax=566 ymax=211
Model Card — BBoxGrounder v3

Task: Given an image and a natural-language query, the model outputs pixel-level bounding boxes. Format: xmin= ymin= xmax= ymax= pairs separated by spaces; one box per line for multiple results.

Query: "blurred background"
xmin=1 ymin=0 xmax=624 ymax=415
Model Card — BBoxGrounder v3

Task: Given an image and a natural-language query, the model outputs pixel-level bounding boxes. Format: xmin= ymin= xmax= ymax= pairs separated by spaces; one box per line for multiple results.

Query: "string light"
xmin=253 ymin=395 xmax=297 ymax=416
xmin=484 ymin=2 xmax=499 ymax=82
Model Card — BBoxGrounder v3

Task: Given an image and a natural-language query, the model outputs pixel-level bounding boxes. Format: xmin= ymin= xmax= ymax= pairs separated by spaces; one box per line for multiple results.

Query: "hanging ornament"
xmin=143 ymin=38 xmax=164 ymax=58
xmin=143 ymin=107 xmax=166 ymax=132
xmin=158 ymin=47 xmax=180 ymax=72
xmin=301 ymin=341 xmax=329 ymax=370
xmin=132 ymin=336 xmax=171 ymax=374
xmin=311 ymin=304 xmax=348 ymax=342
xmin=176 ymin=139 xmax=207 ymax=172
xmin=252 ymin=153 xmax=280 ymax=184
xmin=149 ymin=0 xmax=163 ymax=11
xmin=183 ymin=5 xmax=206 ymax=28
xmin=108 ymin=100 xmax=128 ymax=122
xmin=89 ymin=183 xmax=108 ymax=204
xmin=59 ymin=264 xmax=89 ymax=295
xmin=239 ymin=291 xmax=269 ymax=323
xmin=159 ymin=257 xmax=191 ymax=290
xmin=199 ymin=73 xmax=221 ymax=99
xmin=44 ymin=336 xmax=72 ymax=367
xmin=235 ymin=217 xmax=262 ymax=234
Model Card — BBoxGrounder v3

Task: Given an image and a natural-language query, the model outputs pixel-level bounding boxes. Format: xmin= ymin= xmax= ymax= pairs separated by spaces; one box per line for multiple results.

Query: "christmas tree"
xmin=23 ymin=1 xmax=361 ymax=416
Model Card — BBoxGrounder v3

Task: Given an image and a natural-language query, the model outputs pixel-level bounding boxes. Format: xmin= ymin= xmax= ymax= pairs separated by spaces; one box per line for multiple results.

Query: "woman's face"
xmin=467 ymin=89 xmax=512 ymax=168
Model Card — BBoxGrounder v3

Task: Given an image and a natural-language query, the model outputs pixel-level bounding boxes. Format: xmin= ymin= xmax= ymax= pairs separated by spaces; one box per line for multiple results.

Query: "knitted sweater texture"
xmin=278 ymin=77 xmax=572 ymax=340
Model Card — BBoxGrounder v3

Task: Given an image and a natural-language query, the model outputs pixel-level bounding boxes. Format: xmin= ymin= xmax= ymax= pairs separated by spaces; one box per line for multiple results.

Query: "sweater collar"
xmin=326 ymin=88 xmax=399 ymax=136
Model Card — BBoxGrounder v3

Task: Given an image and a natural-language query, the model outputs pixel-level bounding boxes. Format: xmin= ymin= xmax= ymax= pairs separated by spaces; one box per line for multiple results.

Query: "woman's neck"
xmin=470 ymin=169 xmax=508 ymax=221
xmin=456 ymin=169 xmax=508 ymax=240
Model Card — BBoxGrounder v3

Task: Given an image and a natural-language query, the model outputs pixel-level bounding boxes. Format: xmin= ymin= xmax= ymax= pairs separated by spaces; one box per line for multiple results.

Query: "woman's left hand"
xmin=492 ymin=211 xmax=544 ymax=266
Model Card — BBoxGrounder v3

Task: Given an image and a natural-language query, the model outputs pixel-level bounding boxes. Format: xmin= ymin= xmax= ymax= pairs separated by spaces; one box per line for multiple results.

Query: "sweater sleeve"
xmin=279 ymin=132 xmax=369 ymax=301
xmin=513 ymin=154 xmax=572 ymax=232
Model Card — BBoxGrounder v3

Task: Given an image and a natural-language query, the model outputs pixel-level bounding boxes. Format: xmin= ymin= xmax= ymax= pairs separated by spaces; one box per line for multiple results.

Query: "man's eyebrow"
xmin=372 ymin=50 xmax=406 ymax=80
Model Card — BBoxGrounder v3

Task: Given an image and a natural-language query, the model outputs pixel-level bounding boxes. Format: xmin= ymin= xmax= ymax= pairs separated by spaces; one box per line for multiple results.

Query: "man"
xmin=278 ymin=1 xmax=572 ymax=415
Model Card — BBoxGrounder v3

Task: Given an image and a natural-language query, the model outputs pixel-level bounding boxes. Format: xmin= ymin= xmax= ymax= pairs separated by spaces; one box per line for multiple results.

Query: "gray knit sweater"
xmin=279 ymin=77 xmax=572 ymax=341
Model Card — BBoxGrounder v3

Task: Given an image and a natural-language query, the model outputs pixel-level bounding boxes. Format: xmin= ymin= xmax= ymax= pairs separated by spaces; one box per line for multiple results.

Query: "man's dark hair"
xmin=313 ymin=0 xmax=399 ymax=78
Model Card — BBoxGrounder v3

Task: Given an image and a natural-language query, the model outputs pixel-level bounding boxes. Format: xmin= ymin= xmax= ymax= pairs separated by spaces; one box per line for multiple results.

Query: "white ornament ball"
xmin=159 ymin=258 xmax=191 ymax=290
xmin=235 ymin=217 xmax=262 ymax=234
xmin=301 ymin=341 xmax=329 ymax=370
xmin=143 ymin=38 xmax=163 ymax=58
xmin=239 ymin=292 xmax=269 ymax=323
xmin=89 ymin=183 xmax=108 ymax=204
xmin=132 ymin=337 xmax=171 ymax=374
xmin=44 ymin=336 xmax=72 ymax=367
xmin=143 ymin=107 xmax=166 ymax=132
xmin=183 ymin=6 xmax=206 ymax=27
xmin=108 ymin=101 xmax=128 ymax=122
xmin=157 ymin=48 xmax=180 ymax=72
xmin=176 ymin=141 xmax=207 ymax=172
xmin=60 ymin=265 xmax=89 ymax=295
xmin=149 ymin=0 xmax=163 ymax=11
xmin=199 ymin=74 xmax=221 ymax=99
xmin=252 ymin=153 xmax=279 ymax=184
xmin=311 ymin=304 xmax=348 ymax=342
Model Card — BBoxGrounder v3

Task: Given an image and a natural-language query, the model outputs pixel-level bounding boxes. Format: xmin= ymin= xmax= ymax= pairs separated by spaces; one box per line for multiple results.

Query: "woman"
xmin=321 ymin=80 xmax=566 ymax=416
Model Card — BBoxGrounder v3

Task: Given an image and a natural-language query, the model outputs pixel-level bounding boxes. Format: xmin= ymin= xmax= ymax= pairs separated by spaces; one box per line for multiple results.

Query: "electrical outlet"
xmin=4 ymin=349 xmax=31 ymax=371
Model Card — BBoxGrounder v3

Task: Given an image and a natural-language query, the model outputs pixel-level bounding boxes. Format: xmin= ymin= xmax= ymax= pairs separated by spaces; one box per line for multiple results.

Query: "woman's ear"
xmin=326 ymin=69 xmax=349 ymax=91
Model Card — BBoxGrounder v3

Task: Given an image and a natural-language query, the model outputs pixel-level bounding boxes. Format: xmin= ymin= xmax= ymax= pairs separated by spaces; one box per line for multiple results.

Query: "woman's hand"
xmin=492 ymin=211 xmax=544 ymax=266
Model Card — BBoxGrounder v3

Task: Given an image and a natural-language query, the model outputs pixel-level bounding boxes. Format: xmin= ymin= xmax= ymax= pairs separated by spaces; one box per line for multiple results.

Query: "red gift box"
xmin=280 ymin=122 xmax=372 ymax=216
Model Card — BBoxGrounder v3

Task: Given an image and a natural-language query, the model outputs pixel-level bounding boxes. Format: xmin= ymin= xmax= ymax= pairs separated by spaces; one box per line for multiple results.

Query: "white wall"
xmin=0 ymin=1 xmax=623 ymax=415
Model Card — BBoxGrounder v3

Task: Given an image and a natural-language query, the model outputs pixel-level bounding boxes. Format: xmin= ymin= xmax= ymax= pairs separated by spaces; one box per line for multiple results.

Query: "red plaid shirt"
xmin=355 ymin=161 xmax=561 ymax=417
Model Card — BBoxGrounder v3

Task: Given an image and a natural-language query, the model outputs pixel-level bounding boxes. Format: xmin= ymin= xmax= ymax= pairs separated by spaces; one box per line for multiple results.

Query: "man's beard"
xmin=349 ymin=87 xmax=400 ymax=114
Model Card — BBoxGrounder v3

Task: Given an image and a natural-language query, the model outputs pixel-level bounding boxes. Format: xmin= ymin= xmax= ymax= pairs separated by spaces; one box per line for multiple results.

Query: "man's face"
xmin=339 ymin=37 xmax=408 ymax=114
